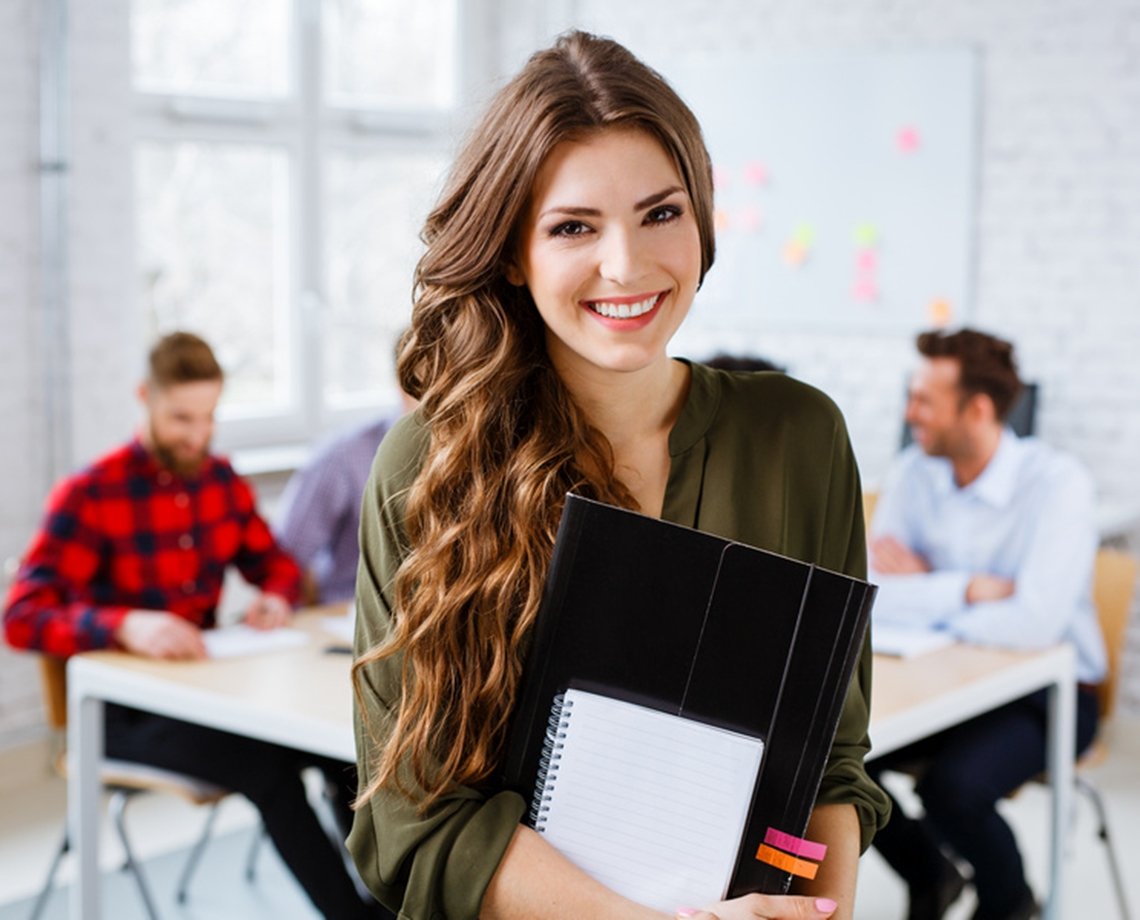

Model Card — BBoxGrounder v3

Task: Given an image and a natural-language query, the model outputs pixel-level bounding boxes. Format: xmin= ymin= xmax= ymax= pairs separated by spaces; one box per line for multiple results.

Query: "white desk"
xmin=67 ymin=619 xmax=1075 ymax=920
xmin=870 ymin=643 xmax=1076 ymax=920
xmin=67 ymin=611 xmax=355 ymax=920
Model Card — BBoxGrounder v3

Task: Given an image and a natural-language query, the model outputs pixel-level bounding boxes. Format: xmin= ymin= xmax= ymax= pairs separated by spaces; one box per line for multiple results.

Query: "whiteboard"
xmin=660 ymin=49 xmax=978 ymax=332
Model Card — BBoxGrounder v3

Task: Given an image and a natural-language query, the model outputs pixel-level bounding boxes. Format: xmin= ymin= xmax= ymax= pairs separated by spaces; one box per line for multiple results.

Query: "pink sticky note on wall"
xmin=743 ymin=161 xmax=769 ymax=186
xmin=897 ymin=126 xmax=921 ymax=153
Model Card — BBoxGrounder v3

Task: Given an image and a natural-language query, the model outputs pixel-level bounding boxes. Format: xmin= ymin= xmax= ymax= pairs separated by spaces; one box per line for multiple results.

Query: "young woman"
xmin=349 ymin=31 xmax=889 ymax=920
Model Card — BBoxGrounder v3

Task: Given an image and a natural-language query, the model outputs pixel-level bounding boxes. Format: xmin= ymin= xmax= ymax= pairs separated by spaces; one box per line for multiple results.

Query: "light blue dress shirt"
xmin=870 ymin=431 xmax=1107 ymax=683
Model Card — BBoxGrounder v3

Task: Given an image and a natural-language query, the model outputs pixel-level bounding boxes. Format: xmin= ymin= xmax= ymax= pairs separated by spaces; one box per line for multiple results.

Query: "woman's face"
xmin=508 ymin=127 xmax=702 ymax=382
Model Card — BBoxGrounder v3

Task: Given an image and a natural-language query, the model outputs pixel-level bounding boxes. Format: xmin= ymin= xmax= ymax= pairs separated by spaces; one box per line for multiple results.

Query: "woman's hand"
xmin=675 ymin=894 xmax=838 ymax=920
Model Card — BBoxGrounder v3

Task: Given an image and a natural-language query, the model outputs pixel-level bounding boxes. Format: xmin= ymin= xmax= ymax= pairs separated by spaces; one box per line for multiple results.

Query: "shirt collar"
xmin=930 ymin=429 xmax=1021 ymax=507
xmin=669 ymin=359 xmax=719 ymax=456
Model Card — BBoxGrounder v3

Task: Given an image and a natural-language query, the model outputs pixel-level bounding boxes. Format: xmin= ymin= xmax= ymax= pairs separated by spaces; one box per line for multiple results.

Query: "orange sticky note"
xmin=714 ymin=208 xmax=731 ymax=233
xmin=929 ymin=298 xmax=953 ymax=325
xmin=783 ymin=240 xmax=808 ymax=267
xmin=756 ymin=843 xmax=820 ymax=880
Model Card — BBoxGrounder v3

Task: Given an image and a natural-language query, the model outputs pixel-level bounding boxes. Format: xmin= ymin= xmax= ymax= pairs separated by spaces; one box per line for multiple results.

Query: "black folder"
xmin=501 ymin=493 xmax=875 ymax=897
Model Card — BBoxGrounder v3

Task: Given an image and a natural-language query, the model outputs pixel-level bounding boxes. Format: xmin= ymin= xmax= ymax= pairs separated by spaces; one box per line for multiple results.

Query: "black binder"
xmin=501 ymin=493 xmax=875 ymax=897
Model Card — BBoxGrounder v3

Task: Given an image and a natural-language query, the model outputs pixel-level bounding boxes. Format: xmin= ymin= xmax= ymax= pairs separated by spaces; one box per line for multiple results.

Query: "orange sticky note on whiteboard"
xmin=929 ymin=298 xmax=953 ymax=325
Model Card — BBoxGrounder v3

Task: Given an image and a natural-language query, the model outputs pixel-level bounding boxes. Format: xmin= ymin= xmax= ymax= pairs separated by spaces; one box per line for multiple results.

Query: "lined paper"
xmin=536 ymin=689 xmax=764 ymax=911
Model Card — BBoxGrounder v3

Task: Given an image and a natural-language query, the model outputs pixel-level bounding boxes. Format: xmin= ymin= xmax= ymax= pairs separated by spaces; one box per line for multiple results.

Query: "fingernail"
xmin=676 ymin=910 xmax=698 ymax=918
xmin=815 ymin=899 xmax=838 ymax=913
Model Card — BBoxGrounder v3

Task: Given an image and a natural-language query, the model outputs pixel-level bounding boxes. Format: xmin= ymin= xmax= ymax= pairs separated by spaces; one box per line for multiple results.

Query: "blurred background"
xmin=1 ymin=1 xmax=1138 ymax=916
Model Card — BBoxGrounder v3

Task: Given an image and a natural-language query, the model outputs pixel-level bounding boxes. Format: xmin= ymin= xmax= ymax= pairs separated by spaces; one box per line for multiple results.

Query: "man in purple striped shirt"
xmin=277 ymin=397 xmax=413 ymax=605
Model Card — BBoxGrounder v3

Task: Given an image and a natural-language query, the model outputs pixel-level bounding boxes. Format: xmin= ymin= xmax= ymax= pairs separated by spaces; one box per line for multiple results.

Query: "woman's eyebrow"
xmin=537 ymin=185 xmax=686 ymax=221
xmin=633 ymin=185 xmax=684 ymax=211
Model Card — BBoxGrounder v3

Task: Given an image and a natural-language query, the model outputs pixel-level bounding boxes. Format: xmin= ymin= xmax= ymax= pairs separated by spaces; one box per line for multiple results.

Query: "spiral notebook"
xmin=532 ymin=688 xmax=764 ymax=912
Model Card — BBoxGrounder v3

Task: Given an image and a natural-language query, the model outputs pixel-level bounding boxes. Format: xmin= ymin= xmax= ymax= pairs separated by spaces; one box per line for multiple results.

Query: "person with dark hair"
xmin=349 ymin=30 xmax=889 ymax=920
xmin=867 ymin=327 xmax=1106 ymax=920
xmin=4 ymin=331 xmax=389 ymax=919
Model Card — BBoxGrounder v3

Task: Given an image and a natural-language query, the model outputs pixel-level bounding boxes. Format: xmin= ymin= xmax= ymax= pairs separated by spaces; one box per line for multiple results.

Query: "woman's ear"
xmin=504 ymin=262 xmax=526 ymax=287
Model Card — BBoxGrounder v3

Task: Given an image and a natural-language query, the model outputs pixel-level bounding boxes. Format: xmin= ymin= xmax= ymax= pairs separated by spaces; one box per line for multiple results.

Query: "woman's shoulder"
xmin=369 ymin=409 xmax=431 ymax=496
xmin=691 ymin=362 xmax=847 ymax=436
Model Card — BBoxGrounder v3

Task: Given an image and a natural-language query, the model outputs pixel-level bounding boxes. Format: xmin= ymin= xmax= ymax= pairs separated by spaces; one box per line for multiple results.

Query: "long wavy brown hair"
xmin=353 ymin=31 xmax=716 ymax=808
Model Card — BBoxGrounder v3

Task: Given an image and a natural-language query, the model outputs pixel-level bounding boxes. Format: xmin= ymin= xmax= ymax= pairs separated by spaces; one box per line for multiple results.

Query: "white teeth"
xmin=588 ymin=294 xmax=659 ymax=319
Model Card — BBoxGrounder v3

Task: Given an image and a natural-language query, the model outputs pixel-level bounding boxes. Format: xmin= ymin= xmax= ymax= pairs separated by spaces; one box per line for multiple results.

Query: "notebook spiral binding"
xmin=528 ymin=692 xmax=573 ymax=829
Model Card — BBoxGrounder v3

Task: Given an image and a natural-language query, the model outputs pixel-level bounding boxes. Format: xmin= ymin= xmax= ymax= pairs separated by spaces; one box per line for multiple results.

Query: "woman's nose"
xmin=598 ymin=226 xmax=646 ymax=286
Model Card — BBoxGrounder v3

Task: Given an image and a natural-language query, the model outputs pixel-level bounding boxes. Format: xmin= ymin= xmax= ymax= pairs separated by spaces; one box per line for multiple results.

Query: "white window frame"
xmin=131 ymin=0 xmax=489 ymax=453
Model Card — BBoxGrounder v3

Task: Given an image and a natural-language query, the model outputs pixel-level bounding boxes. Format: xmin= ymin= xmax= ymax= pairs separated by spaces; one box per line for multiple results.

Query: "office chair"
xmin=1064 ymin=548 xmax=1137 ymax=920
xmin=28 ymin=655 xmax=234 ymax=920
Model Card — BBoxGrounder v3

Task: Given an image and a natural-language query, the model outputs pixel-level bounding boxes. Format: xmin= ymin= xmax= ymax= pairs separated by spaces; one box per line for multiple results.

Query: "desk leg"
xmin=1042 ymin=661 xmax=1075 ymax=920
xmin=68 ymin=680 xmax=103 ymax=920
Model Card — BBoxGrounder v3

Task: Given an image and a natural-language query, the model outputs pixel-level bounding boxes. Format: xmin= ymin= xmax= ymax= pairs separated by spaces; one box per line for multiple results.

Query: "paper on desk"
xmin=321 ymin=606 xmax=355 ymax=644
xmin=872 ymin=623 xmax=955 ymax=658
xmin=203 ymin=625 xmax=310 ymax=659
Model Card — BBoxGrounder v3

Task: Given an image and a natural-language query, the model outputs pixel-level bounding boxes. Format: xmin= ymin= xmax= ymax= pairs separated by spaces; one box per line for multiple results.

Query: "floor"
xmin=0 ymin=719 xmax=1137 ymax=919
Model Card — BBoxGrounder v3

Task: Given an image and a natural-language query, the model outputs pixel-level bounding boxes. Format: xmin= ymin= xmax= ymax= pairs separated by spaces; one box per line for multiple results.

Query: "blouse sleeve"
xmin=347 ymin=418 xmax=527 ymax=920
xmin=810 ymin=408 xmax=892 ymax=853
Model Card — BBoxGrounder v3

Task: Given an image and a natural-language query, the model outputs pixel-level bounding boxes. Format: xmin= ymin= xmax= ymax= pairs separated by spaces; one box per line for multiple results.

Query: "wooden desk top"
xmin=870 ymin=642 xmax=1074 ymax=758
xmin=70 ymin=607 xmax=357 ymax=760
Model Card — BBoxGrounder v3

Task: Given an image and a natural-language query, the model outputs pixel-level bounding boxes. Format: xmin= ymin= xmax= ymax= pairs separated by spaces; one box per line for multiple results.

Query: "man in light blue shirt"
xmin=868 ymin=328 xmax=1105 ymax=920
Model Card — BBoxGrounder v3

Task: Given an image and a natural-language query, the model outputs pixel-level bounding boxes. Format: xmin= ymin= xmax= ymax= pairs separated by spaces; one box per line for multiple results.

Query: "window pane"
xmin=323 ymin=0 xmax=457 ymax=109
xmin=131 ymin=0 xmax=289 ymax=98
xmin=324 ymin=150 xmax=447 ymax=406
xmin=136 ymin=142 xmax=292 ymax=412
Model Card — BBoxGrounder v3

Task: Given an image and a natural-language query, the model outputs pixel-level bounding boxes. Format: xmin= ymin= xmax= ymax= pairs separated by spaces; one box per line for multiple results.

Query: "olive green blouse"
xmin=349 ymin=361 xmax=891 ymax=920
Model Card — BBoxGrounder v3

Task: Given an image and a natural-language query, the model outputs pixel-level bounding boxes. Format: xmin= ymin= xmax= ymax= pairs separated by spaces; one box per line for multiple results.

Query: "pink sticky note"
xmin=897 ymin=126 xmax=921 ymax=153
xmin=743 ymin=161 xmax=769 ymax=186
xmin=853 ymin=277 xmax=878 ymax=302
xmin=712 ymin=165 xmax=731 ymax=190
xmin=857 ymin=249 xmax=877 ymax=272
xmin=764 ymin=827 xmax=829 ymax=862
xmin=737 ymin=205 xmax=762 ymax=233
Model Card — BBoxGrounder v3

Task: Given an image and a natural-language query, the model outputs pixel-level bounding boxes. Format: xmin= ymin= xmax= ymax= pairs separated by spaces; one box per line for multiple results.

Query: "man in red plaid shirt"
xmin=4 ymin=332 xmax=387 ymax=918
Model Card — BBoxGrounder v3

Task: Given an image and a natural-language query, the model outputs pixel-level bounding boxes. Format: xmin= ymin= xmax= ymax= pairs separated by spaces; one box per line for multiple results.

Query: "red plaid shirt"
xmin=3 ymin=438 xmax=301 ymax=658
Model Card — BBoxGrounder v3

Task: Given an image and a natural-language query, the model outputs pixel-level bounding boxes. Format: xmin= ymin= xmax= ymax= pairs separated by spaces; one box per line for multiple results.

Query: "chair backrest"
xmin=38 ymin=655 xmax=69 ymax=731
xmin=1092 ymin=548 xmax=1138 ymax=721
xmin=863 ymin=490 xmax=880 ymax=530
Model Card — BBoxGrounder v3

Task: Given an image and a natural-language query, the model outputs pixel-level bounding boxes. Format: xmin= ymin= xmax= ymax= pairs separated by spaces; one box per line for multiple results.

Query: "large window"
xmin=131 ymin=0 xmax=461 ymax=446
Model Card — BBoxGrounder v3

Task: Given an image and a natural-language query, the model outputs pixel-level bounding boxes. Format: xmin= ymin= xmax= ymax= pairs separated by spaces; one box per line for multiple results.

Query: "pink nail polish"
xmin=815 ymin=898 xmax=838 ymax=913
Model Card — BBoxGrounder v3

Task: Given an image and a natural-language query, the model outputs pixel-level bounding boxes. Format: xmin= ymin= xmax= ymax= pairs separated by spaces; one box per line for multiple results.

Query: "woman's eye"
xmin=549 ymin=220 xmax=591 ymax=238
xmin=646 ymin=204 xmax=682 ymax=225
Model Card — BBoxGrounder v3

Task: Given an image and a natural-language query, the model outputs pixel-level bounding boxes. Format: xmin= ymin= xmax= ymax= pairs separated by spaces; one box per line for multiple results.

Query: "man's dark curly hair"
xmin=916 ymin=327 xmax=1023 ymax=422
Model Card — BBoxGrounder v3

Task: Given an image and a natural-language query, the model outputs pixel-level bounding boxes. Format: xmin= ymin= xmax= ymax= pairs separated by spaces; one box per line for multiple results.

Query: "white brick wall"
xmin=2 ymin=0 xmax=1139 ymax=747
xmin=0 ymin=0 xmax=135 ymax=749
xmin=0 ymin=0 xmax=48 ymax=746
